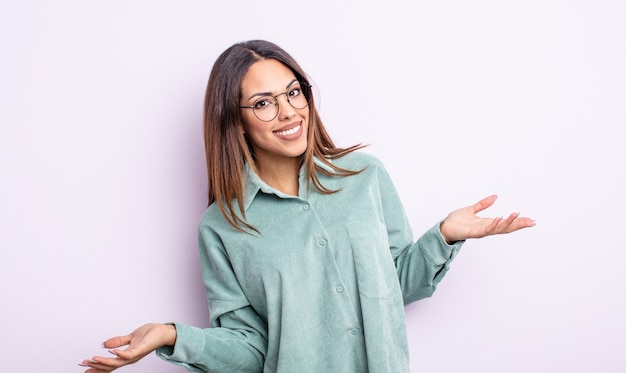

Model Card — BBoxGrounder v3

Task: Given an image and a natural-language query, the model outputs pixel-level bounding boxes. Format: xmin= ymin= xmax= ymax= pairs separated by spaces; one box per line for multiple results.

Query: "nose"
xmin=276 ymin=93 xmax=296 ymax=119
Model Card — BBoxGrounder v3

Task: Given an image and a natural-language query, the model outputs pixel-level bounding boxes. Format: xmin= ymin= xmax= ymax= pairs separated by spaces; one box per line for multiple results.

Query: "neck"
xmin=255 ymin=156 xmax=301 ymax=196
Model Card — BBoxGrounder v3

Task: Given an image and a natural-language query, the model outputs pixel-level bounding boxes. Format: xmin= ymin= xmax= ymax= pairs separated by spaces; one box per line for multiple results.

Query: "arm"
xmin=79 ymin=225 xmax=267 ymax=373
xmin=395 ymin=222 xmax=463 ymax=305
xmin=80 ymin=306 xmax=265 ymax=373
xmin=79 ymin=323 xmax=177 ymax=372
xmin=156 ymin=309 xmax=266 ymax=372
xmin=370 ymin=162 xmax=461 ymax=305
xmin=156 ymin=225 xmax=267 ymax=372
xmin=374 ymin=163 xmax=534 ymax=305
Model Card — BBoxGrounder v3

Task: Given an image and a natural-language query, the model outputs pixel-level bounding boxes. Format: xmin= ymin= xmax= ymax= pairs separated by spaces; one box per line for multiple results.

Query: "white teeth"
xmin=275 ymin=124 xmax=300 ymax=136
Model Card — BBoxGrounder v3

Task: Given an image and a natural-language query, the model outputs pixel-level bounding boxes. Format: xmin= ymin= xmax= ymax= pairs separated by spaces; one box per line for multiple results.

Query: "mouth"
xmin=273 ymin=122 xmax=302 ymax=138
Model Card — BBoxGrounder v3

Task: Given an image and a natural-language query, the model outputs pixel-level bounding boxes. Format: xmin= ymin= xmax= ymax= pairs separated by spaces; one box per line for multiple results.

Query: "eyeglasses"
xmin=240 ymin=81 xmax=311 ymax=122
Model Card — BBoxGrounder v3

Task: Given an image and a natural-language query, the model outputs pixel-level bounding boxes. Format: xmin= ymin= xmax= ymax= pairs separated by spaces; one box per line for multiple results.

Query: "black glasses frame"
xmin=239 ymin=82 xmax=311 ymax=122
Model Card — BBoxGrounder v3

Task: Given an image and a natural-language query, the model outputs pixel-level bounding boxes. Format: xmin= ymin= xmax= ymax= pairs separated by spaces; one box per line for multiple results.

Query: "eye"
xmin=253 ymin=98 xmax=274 ymax=110
xmin=287 ymin=87 xmax=302 ymax=98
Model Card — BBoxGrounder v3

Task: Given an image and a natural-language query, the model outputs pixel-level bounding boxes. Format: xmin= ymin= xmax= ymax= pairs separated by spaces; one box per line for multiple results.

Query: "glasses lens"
xmin=286 ymin=83 xmax=309 ymax=110
xmin=253 ymin=97 xmax=278 ymax=122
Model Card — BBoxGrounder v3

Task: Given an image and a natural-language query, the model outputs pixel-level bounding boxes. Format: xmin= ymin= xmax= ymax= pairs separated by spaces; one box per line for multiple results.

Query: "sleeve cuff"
xmin=156 ymin=323 xmax=206 ymax=372
xmin=417 ymin=221 xmax=464 ymax=265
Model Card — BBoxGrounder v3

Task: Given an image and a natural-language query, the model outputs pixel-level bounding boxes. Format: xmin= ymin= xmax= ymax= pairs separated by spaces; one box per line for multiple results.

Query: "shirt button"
xmin=303 ymin=203 xmax=309 ymax=211
xmin=350 ymin=329 xmax=359 ymax=336
xmin=336 ymin=285 xmax=344 ymax=293
xmin=319 ymin=239 xmax=327 ymax=247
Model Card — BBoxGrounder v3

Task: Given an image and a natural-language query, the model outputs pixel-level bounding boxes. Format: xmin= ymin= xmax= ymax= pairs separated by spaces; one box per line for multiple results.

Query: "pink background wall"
xmin=1 ymin=1 xmax=624 ymax=372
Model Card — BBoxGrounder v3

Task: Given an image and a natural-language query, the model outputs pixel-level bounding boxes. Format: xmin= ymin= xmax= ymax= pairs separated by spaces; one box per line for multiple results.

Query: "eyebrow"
xmin=245 ymin=79 xmax=299 ymax=101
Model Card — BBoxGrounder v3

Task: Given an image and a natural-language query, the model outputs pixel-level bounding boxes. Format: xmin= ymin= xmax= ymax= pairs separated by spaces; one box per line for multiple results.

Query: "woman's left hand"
xmin=440 ymin=195 xmax=535 ymax=244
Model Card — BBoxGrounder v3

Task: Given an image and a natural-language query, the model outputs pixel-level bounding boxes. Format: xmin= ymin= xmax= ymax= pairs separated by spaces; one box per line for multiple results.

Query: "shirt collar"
xmin=241 ymin=156 xmax=334 ymax=211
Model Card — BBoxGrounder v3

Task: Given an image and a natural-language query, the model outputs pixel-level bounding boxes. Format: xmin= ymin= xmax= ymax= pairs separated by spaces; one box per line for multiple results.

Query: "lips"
xmin=273 ymin=122 xmax=302 ymax=138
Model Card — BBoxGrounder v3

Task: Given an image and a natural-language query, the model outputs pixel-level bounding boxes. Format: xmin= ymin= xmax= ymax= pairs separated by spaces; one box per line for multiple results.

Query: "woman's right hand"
xmin=79 ymin=323 xmax=177 ymax=372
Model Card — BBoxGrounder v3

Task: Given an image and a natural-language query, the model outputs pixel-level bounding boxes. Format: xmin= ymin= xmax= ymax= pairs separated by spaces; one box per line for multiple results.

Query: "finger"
xmin=103 ymin=334 xmax=132 ymax=349
xmin=494 ymin=214 xmax=536 ymax=234
xmin=515 ymin=216 xmax=536 ymax=229
xmin=87 ymin=355 xmax=129 ymax=370
xmin=506 ymin=216 xmax=536 ymax=232
xmin=471 ymin=195 xmax=498 ymax=214
xmin=79 ymin=359 xmax=115 ymax=372
xmin=85 ymin=368 xmax=110 ymax=373
xmin=497 ymin=212 xmax=520 ymax=232
xmin=81 ymin=366 xmax=111 ymax=373
xmin=83 ymin=365 xmax=113 ymax=373
xmin=79 ymin=359 xmax=100 ymax=366
xmin=109 ymin=347 xmax=139 ymax=360
xmin=481 ymin=216 xmax=502 ymax=236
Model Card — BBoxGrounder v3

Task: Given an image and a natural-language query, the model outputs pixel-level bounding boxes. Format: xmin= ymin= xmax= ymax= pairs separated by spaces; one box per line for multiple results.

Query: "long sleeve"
xmin=396 ymin=222 xmax=462 ymax=305
xmin=156 ymin=151 xmax=463 ymax=372
xmin=156 ymin=225 xmax=267 ymax=372
xmin=373 ymin=162 xmax=463 ymax=305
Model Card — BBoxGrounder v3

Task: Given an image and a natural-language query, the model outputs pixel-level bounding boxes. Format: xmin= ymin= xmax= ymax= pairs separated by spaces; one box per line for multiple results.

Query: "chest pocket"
xmin=346 ymin=221 xmax=398 ymax=299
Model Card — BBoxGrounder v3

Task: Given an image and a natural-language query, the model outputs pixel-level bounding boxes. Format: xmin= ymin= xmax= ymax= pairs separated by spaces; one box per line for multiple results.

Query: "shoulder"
xmin=331 ymin=150 xmax=386 ymax=171
xmin=198 ymin=202 xmax=232 ymax=233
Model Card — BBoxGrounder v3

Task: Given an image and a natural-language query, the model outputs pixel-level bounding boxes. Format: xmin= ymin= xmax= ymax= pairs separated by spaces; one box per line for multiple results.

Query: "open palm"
xmin=440 ymin=195 xmax=535 ymax=243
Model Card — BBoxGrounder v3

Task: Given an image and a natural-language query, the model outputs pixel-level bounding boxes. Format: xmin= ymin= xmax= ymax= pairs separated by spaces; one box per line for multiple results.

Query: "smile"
xmin=274 ymin=124 xmax=301 ymax=136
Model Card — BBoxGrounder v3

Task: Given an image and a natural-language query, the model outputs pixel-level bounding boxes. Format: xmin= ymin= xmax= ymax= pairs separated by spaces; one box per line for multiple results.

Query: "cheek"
xmin=243 ymin=122 xmax=266 ymax=138
xmin=240 ymin=120 xmax=269 ymax=149
xmin=303 ymin=111 xmax=311 ymax=132
xmin=240 ymin=114 xmax=260 ymax=135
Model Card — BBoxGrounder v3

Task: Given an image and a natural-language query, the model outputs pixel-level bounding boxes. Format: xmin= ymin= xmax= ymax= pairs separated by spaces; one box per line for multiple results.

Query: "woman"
xmin=80 ymin=40 xmax=534 ymax=372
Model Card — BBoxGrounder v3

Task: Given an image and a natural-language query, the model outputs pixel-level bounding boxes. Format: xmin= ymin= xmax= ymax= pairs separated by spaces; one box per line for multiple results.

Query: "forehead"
xmin=241 ymin=59 xmax=296 ymax=95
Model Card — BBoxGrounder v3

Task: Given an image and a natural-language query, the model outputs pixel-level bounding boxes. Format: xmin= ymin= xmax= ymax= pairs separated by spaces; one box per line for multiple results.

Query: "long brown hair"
xmin=204 ymin=40 xmax=365 ymax=232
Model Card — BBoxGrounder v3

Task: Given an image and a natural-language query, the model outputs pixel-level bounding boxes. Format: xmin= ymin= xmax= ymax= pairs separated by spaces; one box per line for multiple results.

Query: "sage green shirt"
xmin=157 ymin=151 xmax=463 ymax=372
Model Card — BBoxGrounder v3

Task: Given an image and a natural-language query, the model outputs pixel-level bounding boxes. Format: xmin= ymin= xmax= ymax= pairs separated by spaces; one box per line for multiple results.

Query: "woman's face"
xmin=239 ymin=59 xmax=309 ymax=169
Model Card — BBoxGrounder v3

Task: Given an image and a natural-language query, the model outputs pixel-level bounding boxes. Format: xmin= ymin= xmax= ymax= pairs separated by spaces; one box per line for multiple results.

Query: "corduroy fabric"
xmin=157 ymin=151 xmax=462 ymax=372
